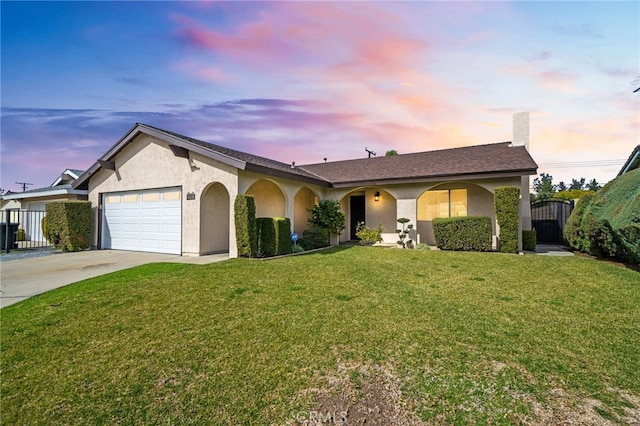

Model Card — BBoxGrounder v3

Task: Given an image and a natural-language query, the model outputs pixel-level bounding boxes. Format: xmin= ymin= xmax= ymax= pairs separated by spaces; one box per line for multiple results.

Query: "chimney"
xmin=512 ymin=111 xmax=530 ymax=150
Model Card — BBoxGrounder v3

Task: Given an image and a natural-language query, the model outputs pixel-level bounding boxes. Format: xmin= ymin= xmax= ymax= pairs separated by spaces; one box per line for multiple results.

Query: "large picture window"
xmin=417 ymin=189 xmax=468 ymax=220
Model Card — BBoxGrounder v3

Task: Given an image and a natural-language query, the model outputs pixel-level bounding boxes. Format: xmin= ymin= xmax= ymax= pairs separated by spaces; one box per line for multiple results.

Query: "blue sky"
xmin=1 ymin=1 xmax=638 ymax=191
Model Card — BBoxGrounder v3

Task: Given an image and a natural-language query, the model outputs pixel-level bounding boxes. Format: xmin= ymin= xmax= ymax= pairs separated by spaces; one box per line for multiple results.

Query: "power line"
xmin=539 ymin=159 xmax=625 ymax=169
xmin=15 ymin=181 xmax=33 ymax=192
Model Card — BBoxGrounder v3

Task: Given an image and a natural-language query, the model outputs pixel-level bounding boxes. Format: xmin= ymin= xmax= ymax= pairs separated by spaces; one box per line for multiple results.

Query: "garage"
xmin=101 ymin=188 xmax=182 ymax=254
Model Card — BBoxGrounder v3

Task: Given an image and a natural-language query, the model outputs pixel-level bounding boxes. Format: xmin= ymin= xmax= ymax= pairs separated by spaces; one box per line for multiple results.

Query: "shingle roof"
xmin=141 ymin=124 xmax=330 ymax=184
xmin=75 ymin=123 xmax=538 ymax=190
xmin=300 ymin=142 xmax=537 ymax=185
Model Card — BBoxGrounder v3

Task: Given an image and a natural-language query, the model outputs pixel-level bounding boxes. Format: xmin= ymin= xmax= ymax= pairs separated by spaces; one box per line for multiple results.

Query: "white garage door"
xmin=102 ymin=188 xmax=182 ymax=254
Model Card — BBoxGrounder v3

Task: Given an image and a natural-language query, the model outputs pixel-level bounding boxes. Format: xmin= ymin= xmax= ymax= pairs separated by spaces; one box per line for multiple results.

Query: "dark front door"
xmin=350 ymin=195 xmax=366 ymax=240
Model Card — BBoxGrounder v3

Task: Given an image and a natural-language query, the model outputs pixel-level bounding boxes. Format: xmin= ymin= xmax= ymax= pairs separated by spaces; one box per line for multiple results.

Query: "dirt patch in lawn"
xmin=526 ymin=387 xmax=640 ymax=425
xmin=290 ymin=356 xmax=426 ymax=425
xmin=289 ymin=356 xmax=640 ymax=425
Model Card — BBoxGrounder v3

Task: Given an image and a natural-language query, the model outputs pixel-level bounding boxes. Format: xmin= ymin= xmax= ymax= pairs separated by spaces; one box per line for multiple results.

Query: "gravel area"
xmin=0 ymin=247 xmax=60 ymax=262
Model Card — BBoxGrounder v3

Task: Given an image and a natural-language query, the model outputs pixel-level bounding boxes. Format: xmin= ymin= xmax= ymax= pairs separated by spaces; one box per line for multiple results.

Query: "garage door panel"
xmin=102 ymin=188 xmax=181 ymax=255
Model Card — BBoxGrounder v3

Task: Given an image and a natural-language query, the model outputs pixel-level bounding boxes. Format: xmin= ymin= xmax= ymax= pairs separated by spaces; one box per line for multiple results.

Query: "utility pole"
xmin=15 ymin=181 xmax=33 ymax=192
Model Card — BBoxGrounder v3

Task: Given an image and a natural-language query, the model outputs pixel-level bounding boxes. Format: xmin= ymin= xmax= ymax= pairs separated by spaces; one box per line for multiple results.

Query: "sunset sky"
xmin=1 ymin=1 xmax=638 ymax=192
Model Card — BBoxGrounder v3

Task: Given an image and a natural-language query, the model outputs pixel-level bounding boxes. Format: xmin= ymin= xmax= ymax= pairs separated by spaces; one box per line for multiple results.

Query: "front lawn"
xmin=1 ymin=247 xmax=639 ymax=425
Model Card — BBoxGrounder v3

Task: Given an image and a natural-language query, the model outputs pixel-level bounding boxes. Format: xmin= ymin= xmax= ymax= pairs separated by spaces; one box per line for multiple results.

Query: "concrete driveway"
xmin=0 ymin=250 xmax=228 ymax=309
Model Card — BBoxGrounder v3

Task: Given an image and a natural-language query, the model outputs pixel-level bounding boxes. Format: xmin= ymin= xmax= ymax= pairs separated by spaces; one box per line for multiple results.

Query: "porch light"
xmin=374 ymin=191 xmax=380 ymax=202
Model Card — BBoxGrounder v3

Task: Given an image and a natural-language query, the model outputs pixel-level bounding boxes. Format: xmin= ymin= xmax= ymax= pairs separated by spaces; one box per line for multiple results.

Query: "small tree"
xmin=385 ymin=150 xmax=398 ymax=156
xmin=586 ymin=178 xmax=601 ymax=191
xmin=396 ymin=218 xmax=414 ymax=248
xmin=308 ymin=199 xmax=345 ymax=245
xmin=569 ymin=177 xmax=586 ymax=190
xmin=532 ymin=173 xmax=556 ymax=201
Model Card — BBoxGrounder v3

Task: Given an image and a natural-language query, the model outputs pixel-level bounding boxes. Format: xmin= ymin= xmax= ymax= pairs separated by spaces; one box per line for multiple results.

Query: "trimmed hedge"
xmin=522 ymin=230 xmax=537 ymax=251
xmin=299 ymin=227 xmax=330 ymax=250
xmin=565 ymin=170 xmax=640 ymax=264
xmin=494 ymin=186 xmax=520 ymax=253
xmin=234 ymin=195 xmax=257 ymax=257
xmin=564 ymin=193 xmax=595 ymax=254
xmin=256 ymin=217 xmax=277 ymax=257
xmin=274 ymin=217 xmax=292 ymax=256
xmin=256 ymin=217 xmax=293 ymax=257
xmin=432 ymin=216 xmax=492 ymax=252
xmin=45 ymin=201 xmax=92 ymax=252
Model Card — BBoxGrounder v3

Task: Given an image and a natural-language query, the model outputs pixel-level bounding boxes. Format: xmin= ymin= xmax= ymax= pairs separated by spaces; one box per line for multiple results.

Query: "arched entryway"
xmin=293 ymin=187 xmax=317 ymax=234
xmin=340 ymin=188 xmax=397 ymax=241
xmin=246 ymin=179 xmax=286 ymax=218
xmin=200 ymin=182 xmax=230 ymax=254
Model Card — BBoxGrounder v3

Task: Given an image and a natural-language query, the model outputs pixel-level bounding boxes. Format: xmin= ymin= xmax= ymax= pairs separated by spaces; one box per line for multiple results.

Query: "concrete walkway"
xmin=527 ymin=244 xmax=575 ymax=256
xmin=0 ymin=250 xmax=228 ymax=309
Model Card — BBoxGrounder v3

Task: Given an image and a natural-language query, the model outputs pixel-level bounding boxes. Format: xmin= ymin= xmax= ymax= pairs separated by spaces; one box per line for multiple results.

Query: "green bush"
xmin=582 ymin=170 xmax=639 ymax=264
xmin=234 ymin=195 xmax=257 ymax=258
xmin=291 ymin=244 xmax=305 ymax=253
xmin=564 ymin=170 xmax=640 ymax=264
xmin=432 ymin=216 xmax=492 ymax=252
xmin=41 ymin=217 xmax=50 ymax=243
xmin=256 ymin=217 xmax=277 ymax=258
xmin=16 ymin=228 xmax=26 ymax=242
xmin=564 ymin=193 xmax=595 ymax=253
xmin=299 ymin=228 xmax=330 ymax=250
xmin=274 ymin=217 xmax=292 ymax=256
xmin=355 ymin=222 xmax=383 ymax=246
xmin=522 ymin=230 xmax=537 ymax=251
xmin=45 ymin=201 xmax=92 ymax=252
xmin=494 ymin=186 xmax=520 ymax=253
xmin=308 ymin=199 xmax=345 ymax=245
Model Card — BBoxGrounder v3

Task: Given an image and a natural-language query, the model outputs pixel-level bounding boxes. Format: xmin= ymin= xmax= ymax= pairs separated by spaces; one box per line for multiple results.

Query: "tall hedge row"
xmin=494 ymin=186 xmax=520 ymax=253
xmin=433 ymin=216 xmax=492 ymax=251
xmin=45 ymin=201 xmax=92 ymax=252
xmin=256 ymin=217 xmax=293 ymax=257
xmin=564 ymin=193 xmax=595 ymax=254
xmin=274 ymin=217 xmax=292 ymax=256
xmin=565 ymin=169 xmax=640 ymax=264
xmin=256 ymin=217 xmax=277 ymax=257
xmin=234 ymin=195 xmax=257 ymax=257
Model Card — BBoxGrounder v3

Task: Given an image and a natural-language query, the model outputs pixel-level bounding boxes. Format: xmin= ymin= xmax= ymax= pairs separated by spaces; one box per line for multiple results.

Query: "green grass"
xmin=1 ymin=247 xmax=639 ymax=425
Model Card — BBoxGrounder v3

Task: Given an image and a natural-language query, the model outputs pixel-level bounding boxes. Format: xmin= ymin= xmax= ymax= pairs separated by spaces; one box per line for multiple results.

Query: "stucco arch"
xmin=246 ymin=179 xmax=286 ymax=218
xmin=200 ymin=182 xmax=230 ymax=254
xmin=339 ymin=187 xmax=397 ymax=241
xmin=416 ymin=181 xmax=495 ymax=245
xmin=293 ymin=187 xmax=318 ymax=234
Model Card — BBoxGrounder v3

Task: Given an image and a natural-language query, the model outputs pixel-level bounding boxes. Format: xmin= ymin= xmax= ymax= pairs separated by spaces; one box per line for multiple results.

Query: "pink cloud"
xmin=174 ymin=61 xmax=235 ymax=83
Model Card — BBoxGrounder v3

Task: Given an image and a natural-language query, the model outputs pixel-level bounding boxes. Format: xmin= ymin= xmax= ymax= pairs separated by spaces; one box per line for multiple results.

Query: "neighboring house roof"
xmin=2 ymin=168 xmax=87 ymax=201
xmin=618 ymin=145 xmax=640 ymax=176
xmin=301 ymin=142 xmax=538 ymax=187
xmin=74 ymin=123 xmax=538 ymax=190
xmin=51 ymin=169 xmax=85 ymax=186
xmin=1 ymin=184 xmax=88 ymax=201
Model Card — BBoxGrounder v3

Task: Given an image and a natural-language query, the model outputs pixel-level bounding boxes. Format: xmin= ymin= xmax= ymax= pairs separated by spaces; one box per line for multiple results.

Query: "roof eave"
xmin=327 ymin=168 xmax=538 ymax=188
xmin=618 ymin=146 xmax=640 ymax=176
xmin=1 ymin=188 xmax=89 ymax=200
xmin=244 ymin=163 xmax=331 ymax=187
xmin=73 ymin=123 xmax=249 ymax=189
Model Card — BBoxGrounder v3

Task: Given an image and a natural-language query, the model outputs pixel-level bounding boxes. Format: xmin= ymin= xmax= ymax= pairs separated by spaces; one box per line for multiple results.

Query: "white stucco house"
xmin=73 ymin=113 xmax=537 ymax=257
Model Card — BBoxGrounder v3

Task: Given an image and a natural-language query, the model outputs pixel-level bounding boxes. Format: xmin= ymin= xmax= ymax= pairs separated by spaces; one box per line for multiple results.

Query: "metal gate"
xmin=531 ymin=200 xmax=574 ymax=244
xmin=1 ymin=209 xmax=51 ymax=252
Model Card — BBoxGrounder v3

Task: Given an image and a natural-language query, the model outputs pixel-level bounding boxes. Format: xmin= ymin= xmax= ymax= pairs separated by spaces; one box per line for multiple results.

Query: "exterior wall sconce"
xmin=374 ymin=191 xmax=380 ymax=202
